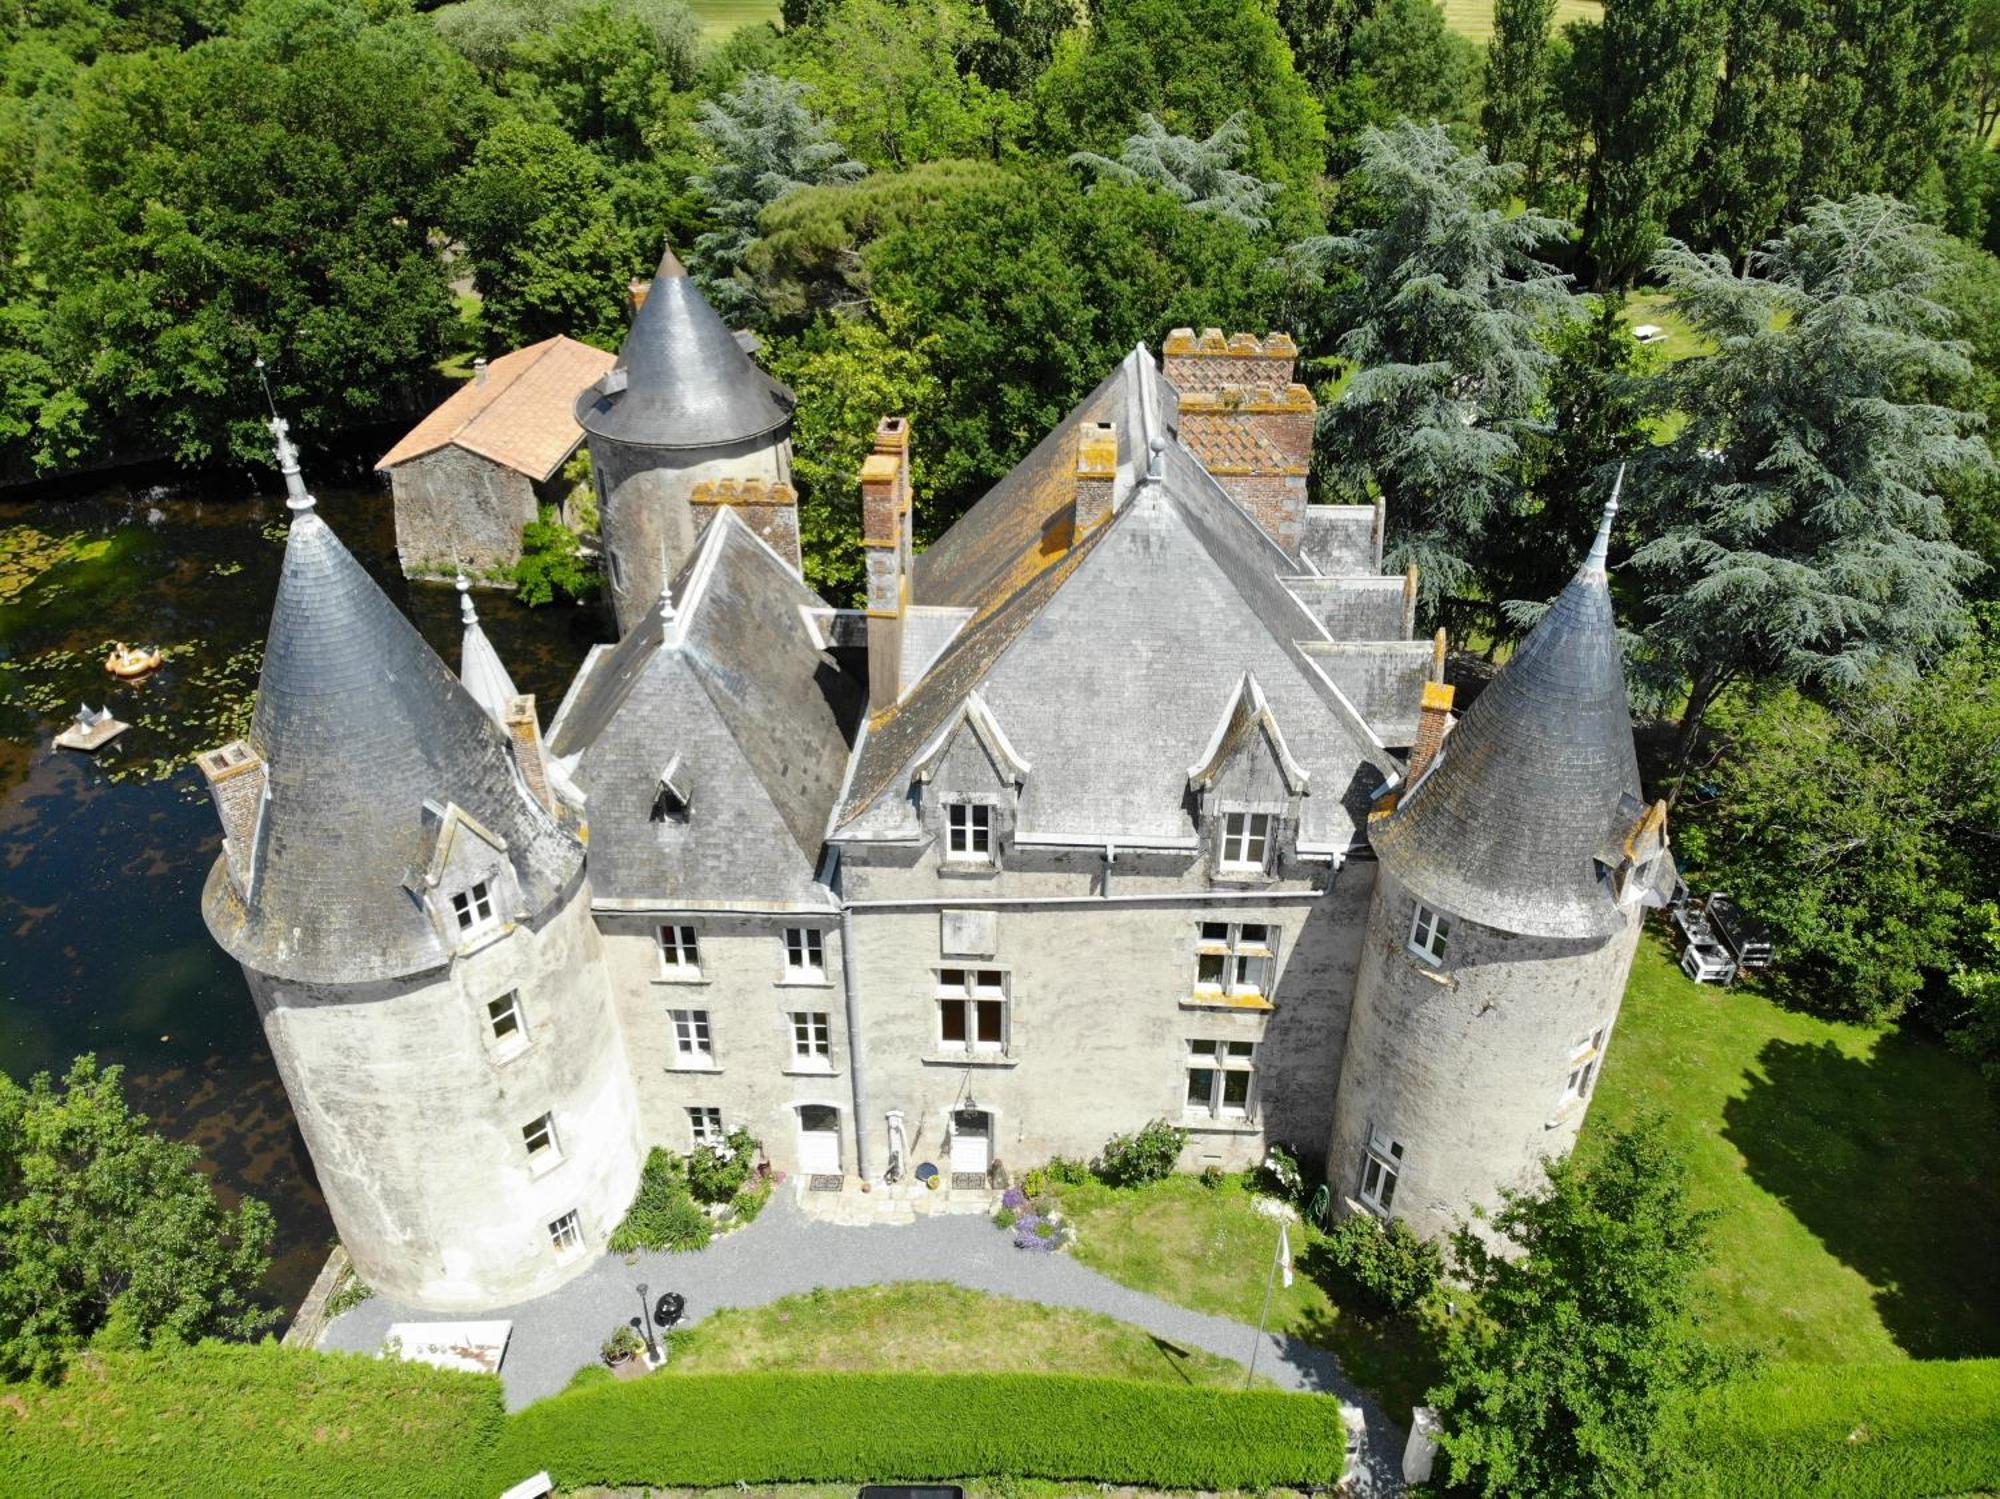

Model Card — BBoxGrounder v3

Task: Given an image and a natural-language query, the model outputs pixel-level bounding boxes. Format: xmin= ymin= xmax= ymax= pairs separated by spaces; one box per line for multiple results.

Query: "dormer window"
xmin=451 ymin=880 xmax=496 ymax=935
xmin=945 ymin=801 xmax=993 ymax=862
xmin=1218 ymin=811 xmax=1272 ymax=872
xmin=1408 ymin=902 xmax=1450 ymax=966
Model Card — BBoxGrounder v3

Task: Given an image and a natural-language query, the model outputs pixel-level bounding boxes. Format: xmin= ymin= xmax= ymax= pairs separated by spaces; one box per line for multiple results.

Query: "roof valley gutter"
xmin=833 ymin=849 xmax=875 ymax=1181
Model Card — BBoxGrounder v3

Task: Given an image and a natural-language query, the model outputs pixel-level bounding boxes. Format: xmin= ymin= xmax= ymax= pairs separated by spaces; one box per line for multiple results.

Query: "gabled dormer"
xmin=1187 ymin=672 xmax=1310 ymax=880
xmin=651 ymin=752 xmax=693 ymax=823
xmin=1600 ymin=794 xmax=1675 ymax=909
xmin=406 ymin=799 xmax=521 ymax=952
xmin=911 ymin=691 xmax=1031 ymax=870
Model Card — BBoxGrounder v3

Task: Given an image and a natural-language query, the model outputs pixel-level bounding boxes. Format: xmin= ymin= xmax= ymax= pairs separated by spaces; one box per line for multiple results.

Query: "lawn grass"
xmin=1058 ymin=1174 xmax=1445 ymax=1419
xmin=689 ymin=0 xmax=779 ymax=37
xmin=1582 ymin=932 xmax=2000 ymax=1364
xmin=1619 ymin=288 xmax=1711 ymax=363
xmin=1440 ymin=0 xmax=1600 ymax=42
xmin=664 ymin=1282 xmax=1261 ymax=1387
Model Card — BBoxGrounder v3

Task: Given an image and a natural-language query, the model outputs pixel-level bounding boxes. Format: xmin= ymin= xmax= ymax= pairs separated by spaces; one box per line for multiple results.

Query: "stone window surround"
xmin=548 ymin=1208 xmax=585 ymax=1260
xmin=484 ymin=990 xmax=531 ymax=1064
xmin=942 ymin=798 xmax=998 ymax=867
xmin=935 ymin=964 xmax=1009 ymax=1057
xmin=789 ymin=1009 xmax=834 ymax=1070
xmin=778 ymin=926 xmax=832 ymax=986
xmin=522 ymin=1110 xmax=562 ymax=1176
xmin=1407 ymin=901 xmax=1451 ymax=967
xmin=1359 ymin=1128 xmax=1404 ymax=1215
xmin=657 ymin=922 xmax=702 ymax=980
xmin=1192 ymin=919 xmax=1278 ymax=1004
xmin=1184 ymin=1037 xmax=1257 ymax=1121
xmin=687 ymin=1105 xmax=725 ymax=1145
xmin=669 ymin=1007 xmax=715 ymax=1069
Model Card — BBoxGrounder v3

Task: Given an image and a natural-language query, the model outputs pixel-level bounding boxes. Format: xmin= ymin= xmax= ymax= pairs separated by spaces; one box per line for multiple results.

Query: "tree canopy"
xmin=0 ymin=1055 xmax=276 ymax=1383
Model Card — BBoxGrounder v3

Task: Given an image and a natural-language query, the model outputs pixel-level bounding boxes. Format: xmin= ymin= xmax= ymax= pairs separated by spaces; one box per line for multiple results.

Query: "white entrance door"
xmin=796 ymin=1105 xmax=841 ymax=1174
xmin=949 ymin=1110 xmax=991 ymax=1175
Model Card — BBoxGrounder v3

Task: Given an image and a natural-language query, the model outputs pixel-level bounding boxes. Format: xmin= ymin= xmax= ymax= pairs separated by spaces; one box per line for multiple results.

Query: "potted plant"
xmin=601 ymin=1323 xmax=644 ymax=1369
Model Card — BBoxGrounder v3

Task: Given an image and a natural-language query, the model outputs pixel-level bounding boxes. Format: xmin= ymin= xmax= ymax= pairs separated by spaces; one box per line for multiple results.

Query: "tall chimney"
xmin=503 ymin=694 xmax=555 ymax=815
xmin=1163 ymin=329 xmax=1314 ymax=554
xmin=862 ymin=417 xmax=913 ymax=716
xmin=197 ymin=739 xmax=268 ymax=898
xmin=1407 ymin=681 xmax=1455 ymax=786
xmin=472 ymin=357 xmax=489 ymax=385
xmin=689 ymin=477 xmax=804 ymax=578
xmin=1074 ymin=421 xmax=1117 ymax=534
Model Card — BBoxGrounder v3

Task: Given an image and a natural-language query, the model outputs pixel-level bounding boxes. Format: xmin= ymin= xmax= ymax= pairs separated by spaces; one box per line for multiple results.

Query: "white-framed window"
xmin=687 ymin=1106 xmax=724 ymax=1145
xmin=548 ymin=1209 xmax=584 ymax=1258
xmin=1185 ymin=1038 xmax=1256 ymax=1118
xmin=1359 ymin=1130 xmax=1404 ymax=1214
xmin=1562 ymin=1025 xmax=1610 ymax=1103
xmin=945 ymin=801 xmax=993 ymax=861
xmin=783 ymin=927 xmax=826 ymax=981
xmin=937 ymin=967 xmax=1006 ymax=1053
xmin=451 ymin=879 xmax=496 ymax=934
xmin=791 ymin=1010 xmax=833 ymax=1068
xmin=1194 ymin=921 xmax=1276 ymax=998
xmin=1218 ymin=811 xmax=1273 ymax=872
xmin=670 ymin=1009 xmax=713 ymax=1065
xmin=522 ymin=1111 xmax=559 ymax=1162
xmin=1407 ymin=902 xmax=1451 ymax=966
xmin=658 ymin=923 xmax=701 ymax=978
xmin=487 ymin=991 xmax=527 ymax=1048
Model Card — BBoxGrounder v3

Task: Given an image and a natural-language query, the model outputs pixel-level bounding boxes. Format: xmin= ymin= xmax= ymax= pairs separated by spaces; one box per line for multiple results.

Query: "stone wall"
xmin=1326 ymin=863 xmax=1641 ymax=1244
xmin=389 ymin=446 xmax=541 ymax=581
xmin=250 ymin=879 xmax=644 ymax=1311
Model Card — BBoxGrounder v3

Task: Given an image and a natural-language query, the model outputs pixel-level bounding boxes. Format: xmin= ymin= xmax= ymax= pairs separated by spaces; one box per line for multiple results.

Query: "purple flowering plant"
xmin=1001 ymin=1186 xmax=1028 ymax=1211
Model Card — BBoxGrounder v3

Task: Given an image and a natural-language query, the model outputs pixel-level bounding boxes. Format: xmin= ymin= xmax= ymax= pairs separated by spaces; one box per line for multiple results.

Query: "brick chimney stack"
xmin=1074 ymin=421 xmax=1117 ymax=534
xmin=503 ymin=694 xmax=555 ymax=815
xmin=1164 ymin=329 xmax=1314 ymax=555
xmin=689 ymin=476 xmax=804 ymax=577
xmin=197 ymin=740 xmax=268 ymax=898
xmin=862 ymin=416 xmax=914 ymax=716
xmin=1407 ymin=680 xmax=1456 ymax=786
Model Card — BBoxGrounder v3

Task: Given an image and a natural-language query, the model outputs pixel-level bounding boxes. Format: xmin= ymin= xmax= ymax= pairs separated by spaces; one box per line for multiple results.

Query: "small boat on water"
xmin=105 ymin=643 xmax=163 ymax=679
xmin=55 ymin=703 xmax=129 ymax=753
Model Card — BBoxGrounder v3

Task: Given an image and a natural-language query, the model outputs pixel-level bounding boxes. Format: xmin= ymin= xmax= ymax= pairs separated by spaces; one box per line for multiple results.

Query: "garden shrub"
xmin=608 ymin=1148 xmax=714 ymax=1253
xmin=601 ymin=1324 xmax=644 ymax=1365
xmin=1047 ymin=1154 xmax=1094 ymax=1184
xmin=993 ymin=1207 xmax=1018 ymax=1229
xmin=1260 ymin=1143 xmax=1303 ymax=1202
xmin=512 ymin=504 xmax=599 ymax=606
xmin=1318 ymin=1211 xmax=1442 ymax=1316
xmin=686 ymin=1127 xmax=760 ymax=1203
xmin=1095 ymin=1120 xmax=1188 ymax=1187
xmin=1663 ymin=1359 xmax=2000 ymax=1498
xmin=488 ymin=1371 xmax=1347 ymax=1490
xmin=731 ymin=1177 xmax=774 ymax=1227
xmin=3 ymin=1341 xmax=503 ymax=1498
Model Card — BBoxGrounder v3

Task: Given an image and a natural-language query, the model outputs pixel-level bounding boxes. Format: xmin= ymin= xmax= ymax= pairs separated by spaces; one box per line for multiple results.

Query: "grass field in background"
xmin=1583 ymin=934 xmax=2000 ymax=1364
xmin=690 ymin=0 xmax=780 ymax=35
xmin=664 ymin=1282 xmax=1262 ymax=1386
xmin=1441 ymin=0 xmax=1602 ymax=41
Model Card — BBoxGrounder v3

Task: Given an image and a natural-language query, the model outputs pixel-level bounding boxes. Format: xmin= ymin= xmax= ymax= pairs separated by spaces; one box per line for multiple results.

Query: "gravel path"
xmin=322 ymin=1192 xmax=1408 ymax=1493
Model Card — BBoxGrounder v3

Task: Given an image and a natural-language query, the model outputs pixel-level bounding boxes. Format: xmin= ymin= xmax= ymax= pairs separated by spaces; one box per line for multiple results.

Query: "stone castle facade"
xmin=199 ymin=261 xmax=1673 ymax=1311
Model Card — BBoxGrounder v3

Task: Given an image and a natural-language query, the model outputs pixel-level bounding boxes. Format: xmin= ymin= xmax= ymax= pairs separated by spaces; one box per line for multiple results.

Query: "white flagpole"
xmin=1244 ymin=1220 xmax=1284 ymax=1389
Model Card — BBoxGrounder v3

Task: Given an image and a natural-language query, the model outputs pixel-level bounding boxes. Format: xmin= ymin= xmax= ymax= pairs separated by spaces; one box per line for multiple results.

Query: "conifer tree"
xmin=1069 ymin=112 xmax=1281 ymax=231
xmin=1308 ymin=121 xmax=1578 ymax=609
xmin=1634 ymin=196 xmax=1990 ymax=773
xmin=1581 ymin=0 xmax=1722 ymax=288
xmin=1483 ymin=0 xmax=1558 ymax=195
xmin=688 ymin=73 xmax=865 ymax=324
xmin=1677 ymin=0 xmax=1811 ymax=266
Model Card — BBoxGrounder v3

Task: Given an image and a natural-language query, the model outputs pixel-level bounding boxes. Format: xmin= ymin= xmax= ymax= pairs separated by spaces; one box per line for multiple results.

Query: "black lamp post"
xmin=636 ymin=1281 xmax=660 ymax=1363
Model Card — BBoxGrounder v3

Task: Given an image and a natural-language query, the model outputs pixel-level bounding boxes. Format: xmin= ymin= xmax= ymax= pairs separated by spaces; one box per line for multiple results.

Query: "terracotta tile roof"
xmin=376 ymin=337 xmax=615 ymax=481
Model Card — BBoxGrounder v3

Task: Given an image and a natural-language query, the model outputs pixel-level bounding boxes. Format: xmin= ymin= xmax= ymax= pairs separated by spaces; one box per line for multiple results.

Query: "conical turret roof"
xmin=575 ymin=246 xmax=794 ymax=450
xmin=1368 ymin=499 xmax=1641 ymax=939
xmin=203 ymin=483 xmax=582 ymax=985
xmin=456 ymin=573 xmax=521 ymax=726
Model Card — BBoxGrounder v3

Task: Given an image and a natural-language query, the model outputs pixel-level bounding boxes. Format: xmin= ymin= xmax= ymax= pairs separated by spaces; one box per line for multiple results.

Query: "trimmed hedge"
xmin=0 ymin=1340 xmax=504 ymax=1498
xmin=486 ymin=1371 xmax=1348 ymax=1491
xmin=1665 ymin=1359 xmax=2000 ymax=1499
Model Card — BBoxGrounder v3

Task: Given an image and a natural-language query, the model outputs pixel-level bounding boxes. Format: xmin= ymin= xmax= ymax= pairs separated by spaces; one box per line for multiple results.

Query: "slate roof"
xmin=1368 ymin=523 xmax=1642 ymax=939
xmin=376 ymin=336 xmax=613 ymax=480
xmin=548 ymin=509 xmax=863 ymax=905
xmin=833 ymin=349 xmax=1400 ymax=847
xmin=457 ymin=577 xmax=520 ymax=726
xmin=202 ymin=508 xmax=583 ymax=985
xmin=574 ymin=248 xmax=794 ymax=452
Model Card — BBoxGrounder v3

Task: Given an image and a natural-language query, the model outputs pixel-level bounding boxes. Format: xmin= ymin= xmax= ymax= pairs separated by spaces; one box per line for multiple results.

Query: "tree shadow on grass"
xmin=1722 ymin=1033 xmax=2000 ymax=1358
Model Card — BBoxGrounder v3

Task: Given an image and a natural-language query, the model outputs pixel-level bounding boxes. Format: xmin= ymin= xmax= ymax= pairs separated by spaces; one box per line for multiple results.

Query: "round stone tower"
xmin=578 ymin=246 xmax=798 ymax=633
xmin=199 ymin=420 xmax=643 ymax=1310
xmin=1326 ymin=493 xmax=1673 ymax=1244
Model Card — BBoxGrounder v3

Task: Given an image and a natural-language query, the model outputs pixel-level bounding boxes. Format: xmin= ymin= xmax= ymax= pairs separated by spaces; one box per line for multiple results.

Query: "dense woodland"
xmin=1 ymin=0 xmax=1995 ymax=1071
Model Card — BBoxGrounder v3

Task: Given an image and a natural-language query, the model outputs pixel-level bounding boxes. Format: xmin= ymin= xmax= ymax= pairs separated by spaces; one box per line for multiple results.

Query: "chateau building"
xmin=199 ymin=268 xmax=1673 ymax=1311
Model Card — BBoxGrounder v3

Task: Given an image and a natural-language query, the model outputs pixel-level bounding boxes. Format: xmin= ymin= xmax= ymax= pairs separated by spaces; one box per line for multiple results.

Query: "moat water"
xmin=0 ymin=467 xmax=609 ymax=1313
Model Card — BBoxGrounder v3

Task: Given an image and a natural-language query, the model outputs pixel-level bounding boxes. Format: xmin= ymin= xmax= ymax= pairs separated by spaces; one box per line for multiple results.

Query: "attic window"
xmin=451 ymin=880 xmax=497 ymax=936
xmin=652 ymin=755 xmax=692 ymax=822
xmin=1218 ymin=811 xmax=1272 ymax=872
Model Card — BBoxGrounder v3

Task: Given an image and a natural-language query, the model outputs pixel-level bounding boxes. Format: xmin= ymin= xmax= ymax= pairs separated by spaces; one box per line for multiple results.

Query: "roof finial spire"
xmin=1585 ymin=464 xmax=1624 ymax=573
xmin=658 ymin=536 xmax=677 ymax=626
xmin=268 ymin=414 xmax=315 ymax=515
xmin=457 ymin=568 xmax=478 ymax=626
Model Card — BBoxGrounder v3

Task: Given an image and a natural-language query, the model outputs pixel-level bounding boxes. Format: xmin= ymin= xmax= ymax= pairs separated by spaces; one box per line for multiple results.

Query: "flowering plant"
xmin=1001 ymin=1186 xmax=1028 ymax=1211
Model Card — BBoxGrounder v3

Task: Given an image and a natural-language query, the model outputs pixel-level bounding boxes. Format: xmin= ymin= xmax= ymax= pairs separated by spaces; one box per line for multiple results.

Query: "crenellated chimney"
xmin=1164 ymin=328 xmax=1314 ymax=555
xmin=1074 ymin=421 xmax=1117 ymax=534
xmin=503 ymin=694 xmax=555 ymax=815
xmin=1407 ymin=680 xmax=1456 ymax=786
xmin=689 ymin=476 xmax=803 ymax=577
xmin=861 ymin=416 xmax=913 ymax=716
xmin=197 ymin=739 xmax=268 ymax=898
